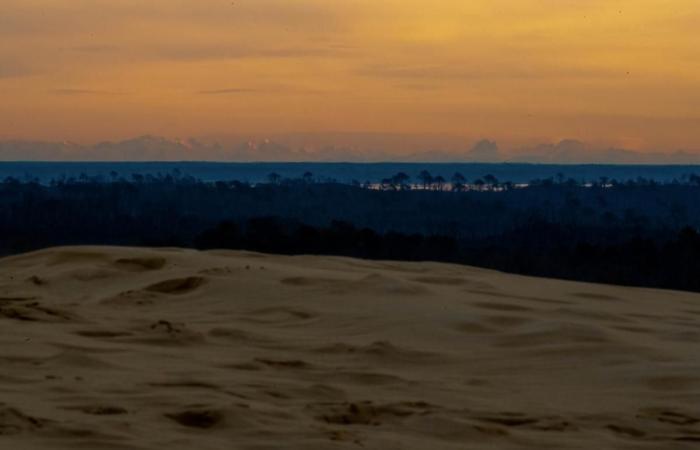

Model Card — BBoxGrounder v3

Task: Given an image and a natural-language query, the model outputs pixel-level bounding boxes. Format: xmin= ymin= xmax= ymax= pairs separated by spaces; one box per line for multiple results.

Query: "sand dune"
xmin=0 ymin=247 xmax=699 ymax=449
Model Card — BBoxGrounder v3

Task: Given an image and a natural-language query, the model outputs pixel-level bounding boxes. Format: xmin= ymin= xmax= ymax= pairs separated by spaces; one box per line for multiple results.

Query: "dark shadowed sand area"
xmin=0 ymin=246 xmax=699 ymax=449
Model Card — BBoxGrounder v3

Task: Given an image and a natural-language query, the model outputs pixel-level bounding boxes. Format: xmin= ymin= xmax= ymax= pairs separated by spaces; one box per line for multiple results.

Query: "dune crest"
xmin=0 ymin=246 xmax=699 ymax=449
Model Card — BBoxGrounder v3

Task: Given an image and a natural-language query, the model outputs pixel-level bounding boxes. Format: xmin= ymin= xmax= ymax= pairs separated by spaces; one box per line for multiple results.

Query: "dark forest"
xmin=2 ymin=171 xmax=700 ymax=292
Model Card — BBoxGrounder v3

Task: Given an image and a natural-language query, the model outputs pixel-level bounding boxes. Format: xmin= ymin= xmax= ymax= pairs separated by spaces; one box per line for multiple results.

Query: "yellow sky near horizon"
xmin=1 ymin=0 xmax=699 ymax=151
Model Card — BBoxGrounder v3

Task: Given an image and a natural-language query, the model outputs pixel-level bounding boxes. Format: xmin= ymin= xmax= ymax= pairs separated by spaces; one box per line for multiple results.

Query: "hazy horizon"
xmin=2 ymin=133 xmax=700 ymax=164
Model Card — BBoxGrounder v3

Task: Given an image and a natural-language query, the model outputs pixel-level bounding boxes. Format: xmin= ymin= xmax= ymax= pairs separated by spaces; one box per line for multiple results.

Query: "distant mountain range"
xmin=0 ymin=135 xmax=698 ymax=164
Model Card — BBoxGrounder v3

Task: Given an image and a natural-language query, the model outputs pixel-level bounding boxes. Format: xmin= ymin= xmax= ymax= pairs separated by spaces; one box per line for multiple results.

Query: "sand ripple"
xmin=0 ymin=246 xmax=699 ymax=449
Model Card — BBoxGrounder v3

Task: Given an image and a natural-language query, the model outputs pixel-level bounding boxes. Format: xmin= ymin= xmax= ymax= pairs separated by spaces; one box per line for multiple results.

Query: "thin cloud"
xmin=71 ymin=45 xmax=120 ymax=53
xmin=360 ymin=63 xmax=622 ymax=82
xmin=398 ymin=83 xmax=442 ymax=91
xmin=50 ymin=89 xmax=127 ymax=96
xmin=198 ymin=88 xmax=260 ymax=95
xmin=197 ymin=85 xmax=326 ymax=95
xmin=156 ymin=45 xmax=351 ymax=62
xmin=0 ymin=64 xmax=35 ymax=79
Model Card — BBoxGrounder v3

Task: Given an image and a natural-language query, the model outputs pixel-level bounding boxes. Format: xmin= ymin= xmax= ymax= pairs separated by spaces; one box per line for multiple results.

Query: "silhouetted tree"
xmin=267 ymin=172 xmax=282 ymax=184
xmin=483 ymin=174 xmax=499 ymax=190
xmin=434 ymin=175 xmax=446 ymax=191
xmin=451 ymin=172 xmax=466 ymax=192
xmin=391 ymin=172 xmax=411 ymax=190
xmin=418 ymin=170 xmax=433 ymax=189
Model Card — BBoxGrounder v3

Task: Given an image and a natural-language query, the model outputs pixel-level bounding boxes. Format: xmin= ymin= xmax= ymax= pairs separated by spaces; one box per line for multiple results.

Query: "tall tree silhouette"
xmin=434 ymin=175 xmax=446 ymax=191
xmin=451 ymin=172 xmax=466 ymax=192
xmin=418 ymin=170 xmax=433 ymax=190
xmin=391 ymin=172 xmax=411 ymax=190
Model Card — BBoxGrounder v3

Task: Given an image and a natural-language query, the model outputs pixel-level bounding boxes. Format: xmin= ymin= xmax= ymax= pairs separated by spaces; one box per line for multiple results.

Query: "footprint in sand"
xmin=310 ymin=401 xmax=433 ymax=426
xmin=0 ymin=299 xmax=75 ymax=323
xmin=102 ymin=277 xmax=207 ymax=306
xmin=637 ymin=408 xmax=700 ymax=426
xmin=145 ymin=277 xmax=206 ymax=295
xmin=475 ymin=412 xmax=575 ymax=432
xmin=74 ymin=330 xmax=133 ymax=339
xmin=107 ymin=320 xmax=205 ymax=346
xmin=61 ymin=406 xmax=128 ymax=416
xmin=606 ymin=424 xmax=647 ymax=439
xmin=165 ymin=410 xmax=224 ymax=429
xmin=255 ymin=358 xmax=311 ymax=369
xmin=314 ymin=340 xmax=440 ymax=364
xmin=240 ymin=306 xmax=318 ymax=325
xmin=114 ymin=257 xmax=167 ymax=271
xmin=26 ymin=276 xmax=47 ymax=286
xmin=0 ymin=405 xmax=48 ymax=435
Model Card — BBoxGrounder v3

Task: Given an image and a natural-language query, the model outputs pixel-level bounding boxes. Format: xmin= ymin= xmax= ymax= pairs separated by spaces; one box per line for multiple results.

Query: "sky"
xmin=1 ymin=0 xmax=700 ymax=153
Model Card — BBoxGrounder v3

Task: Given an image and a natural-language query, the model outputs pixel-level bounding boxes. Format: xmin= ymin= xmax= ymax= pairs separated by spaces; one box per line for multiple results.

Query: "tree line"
xmin=1 ymin=172 xmax=699 ymax=292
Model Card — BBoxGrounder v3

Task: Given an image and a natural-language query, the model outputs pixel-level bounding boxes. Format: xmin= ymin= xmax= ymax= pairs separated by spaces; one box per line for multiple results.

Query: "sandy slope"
xmin=0 ymin=247 xmax=699 ymax=449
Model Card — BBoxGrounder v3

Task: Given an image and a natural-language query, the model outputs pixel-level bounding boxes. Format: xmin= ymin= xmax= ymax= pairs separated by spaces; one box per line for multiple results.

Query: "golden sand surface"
xmin=0 ymin=247 xmax=699 ymax=449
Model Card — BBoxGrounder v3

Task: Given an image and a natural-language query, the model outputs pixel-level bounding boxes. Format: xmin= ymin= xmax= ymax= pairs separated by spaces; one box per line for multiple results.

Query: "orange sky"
xmin=1 ymin=0 xmax=699 ymax=151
